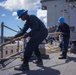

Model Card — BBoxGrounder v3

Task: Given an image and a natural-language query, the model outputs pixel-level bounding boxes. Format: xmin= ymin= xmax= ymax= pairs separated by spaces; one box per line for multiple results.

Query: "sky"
xmin=0 ymin=0 xmax=47 ymax=37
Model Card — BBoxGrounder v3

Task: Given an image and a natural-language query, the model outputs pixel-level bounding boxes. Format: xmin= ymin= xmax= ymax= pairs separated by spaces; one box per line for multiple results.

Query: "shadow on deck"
xmin=0 ymin=53 xmax=76 ymax=75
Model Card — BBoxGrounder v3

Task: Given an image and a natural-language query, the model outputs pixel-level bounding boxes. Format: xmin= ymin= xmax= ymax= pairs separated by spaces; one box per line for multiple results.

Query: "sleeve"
xmin=15 ymin=22 xmax=29 ymax=38
xmin=56 ymin=25 xmax=60 ymax=32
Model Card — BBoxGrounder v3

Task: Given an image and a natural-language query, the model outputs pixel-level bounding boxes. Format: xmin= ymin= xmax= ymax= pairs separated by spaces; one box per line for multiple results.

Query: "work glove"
xmin=23 ymin=33 xmax=29 ymax=38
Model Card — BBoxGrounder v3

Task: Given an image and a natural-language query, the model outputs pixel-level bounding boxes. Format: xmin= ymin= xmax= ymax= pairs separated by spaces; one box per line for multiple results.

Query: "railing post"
xmin=17 ymin=40 xmax=19 ymax=52
xmin=0 ymin=22 xmax=4 ymax=58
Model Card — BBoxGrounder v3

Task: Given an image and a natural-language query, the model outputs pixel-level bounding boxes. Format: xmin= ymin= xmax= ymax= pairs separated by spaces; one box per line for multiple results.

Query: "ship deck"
xmin=0 ymin=52 xmax=76 ymax=75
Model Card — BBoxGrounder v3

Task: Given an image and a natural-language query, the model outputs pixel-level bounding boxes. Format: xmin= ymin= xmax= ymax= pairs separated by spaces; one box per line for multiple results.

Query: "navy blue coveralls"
xmin=15 ymin=15 xmax=48 ymax=65
xmin=56 ymin=23 xmax=70 ymax=56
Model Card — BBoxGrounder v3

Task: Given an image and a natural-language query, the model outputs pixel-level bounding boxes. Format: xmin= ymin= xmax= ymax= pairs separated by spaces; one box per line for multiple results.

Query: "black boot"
xmin=60 ymin=53 xmax=63 ymax=56
xmin=14 ymin=64 xmax=29 ymax=71
xmin=33 ymin=58 xmax=43 ymax=65
xmin=59 ymin=52 xmax=67 ymax=59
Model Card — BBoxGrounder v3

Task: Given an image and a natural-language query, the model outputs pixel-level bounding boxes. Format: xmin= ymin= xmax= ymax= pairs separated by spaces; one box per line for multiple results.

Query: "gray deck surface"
xmin=0 ymin=53 xmax=76 ymax=75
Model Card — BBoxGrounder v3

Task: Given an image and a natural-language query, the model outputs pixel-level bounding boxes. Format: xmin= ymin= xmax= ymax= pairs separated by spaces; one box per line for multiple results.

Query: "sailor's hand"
xmin=23 ymin=33 xmax=29 ymax=38
xmin=54 ymin=32 xmax=58 ymax=36
xmin=59 ymin=32 xmax=63 ymax=35
xmin=54 ymin=32 xmax=58 ymax=40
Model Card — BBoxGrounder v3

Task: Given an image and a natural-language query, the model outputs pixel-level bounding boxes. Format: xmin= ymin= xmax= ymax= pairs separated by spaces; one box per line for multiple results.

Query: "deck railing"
xmin=0 ymin=22 xmax=23 ymax=59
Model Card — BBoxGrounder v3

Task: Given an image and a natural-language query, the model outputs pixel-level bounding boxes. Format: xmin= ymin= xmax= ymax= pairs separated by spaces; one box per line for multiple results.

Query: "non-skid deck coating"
xmin=0 ymin=53 xmax=76 ymax=75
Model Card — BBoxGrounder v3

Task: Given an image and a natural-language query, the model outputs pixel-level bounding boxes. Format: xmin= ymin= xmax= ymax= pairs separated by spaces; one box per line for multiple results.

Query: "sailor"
xmin=56 ymin=17 xmax=70 ymax=59
xmin=12 ymin=9 xmax=48 ymax=70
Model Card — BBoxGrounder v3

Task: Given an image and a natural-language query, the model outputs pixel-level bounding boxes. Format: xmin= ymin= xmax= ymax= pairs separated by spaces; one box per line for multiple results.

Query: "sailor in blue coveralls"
xmin=13 ymin=9 xmax=48 ymax=70
xmin=56 ymin=17 xmax=70 ymax=59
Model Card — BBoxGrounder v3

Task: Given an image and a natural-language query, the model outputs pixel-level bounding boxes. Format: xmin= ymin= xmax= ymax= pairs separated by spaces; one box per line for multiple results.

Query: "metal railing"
xmin=0 ymin=22 xmax=23 ymax=59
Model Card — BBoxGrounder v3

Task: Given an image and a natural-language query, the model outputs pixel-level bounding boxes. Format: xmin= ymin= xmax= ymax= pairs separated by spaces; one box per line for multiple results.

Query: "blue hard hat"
xmin=17 ymin=9 xmax=26 ymax=18
xmin=58 ymin=17 xmax=65 ymax=23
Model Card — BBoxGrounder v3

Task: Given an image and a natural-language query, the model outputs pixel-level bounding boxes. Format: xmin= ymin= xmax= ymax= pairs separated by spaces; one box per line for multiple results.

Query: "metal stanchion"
xmin=0 ymin=22 xmax=4 ymax=58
